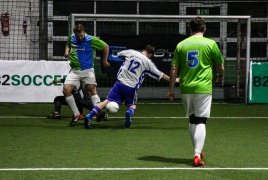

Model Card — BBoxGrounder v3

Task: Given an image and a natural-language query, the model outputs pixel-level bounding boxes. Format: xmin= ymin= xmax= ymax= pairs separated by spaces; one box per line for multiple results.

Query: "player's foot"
xmin=193 ymin=156 xmax=205 ymax=166
xmin=125 ymin=111 xmax=132 ymax=128
xmin=47 ymin=112 xmax=60 ymax=119
xmin=103 ymin=114 xmax=108 ymax=121
xmin=200 ymin=152 xmax=204 ymax=159
xmin=69 ymin=114 xmax=83 ymax=126
xmin=96 ymin=110 xmax=106 ymax=122
xmin=84 ymin=114 xmax=92 ymax=129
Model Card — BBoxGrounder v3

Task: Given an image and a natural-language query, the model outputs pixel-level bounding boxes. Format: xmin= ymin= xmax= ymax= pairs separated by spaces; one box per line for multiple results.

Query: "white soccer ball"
xmin=106 ymin=101 xmax=119 ymax=114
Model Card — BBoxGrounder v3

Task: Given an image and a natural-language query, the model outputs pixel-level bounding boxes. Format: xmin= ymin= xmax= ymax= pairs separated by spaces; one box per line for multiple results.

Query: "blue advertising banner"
xmin=100 ymin=34 xmax=188 ymax=76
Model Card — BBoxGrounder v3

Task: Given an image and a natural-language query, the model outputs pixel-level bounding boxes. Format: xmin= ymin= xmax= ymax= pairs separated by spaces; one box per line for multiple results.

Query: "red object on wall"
xmin=23 ymin=21 xmax=27 ymax=34
xmin=1 ymin=12 xmax=10 ymax=36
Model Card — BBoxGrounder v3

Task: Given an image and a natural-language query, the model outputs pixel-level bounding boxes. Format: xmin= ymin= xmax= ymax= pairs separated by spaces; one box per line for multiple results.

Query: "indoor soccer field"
xmin=0 ymin=101 xmax=268 ymax=180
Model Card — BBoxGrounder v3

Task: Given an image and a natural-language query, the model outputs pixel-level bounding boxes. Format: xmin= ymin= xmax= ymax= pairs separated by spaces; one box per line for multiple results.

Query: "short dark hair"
xmin=73 ymin=24 xmax=85 ymax=33
xmin=144 ymin=45 xmax=155 ymax=55
xmin=189 ymin=17 xmax=206 ymax=33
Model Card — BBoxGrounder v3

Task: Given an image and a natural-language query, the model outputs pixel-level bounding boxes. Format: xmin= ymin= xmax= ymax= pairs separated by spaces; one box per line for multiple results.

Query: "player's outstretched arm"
xmin=102 ymin=45 xmax=110 ymax=67
xmin=167 ymin=66 xmax=178 ymax=102
xmin=64 ymin=46 xmax=70 ymax=58
xmin=160 ymin=74 xmax=180 ymax=83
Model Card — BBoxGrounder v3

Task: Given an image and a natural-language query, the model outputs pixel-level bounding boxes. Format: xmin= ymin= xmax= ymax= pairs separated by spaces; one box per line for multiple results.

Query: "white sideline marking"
xmin=0 ymin=167 xmax=268 ymax=171
xmin=138 ymin=103 xmax=249 ymax=105
xmin=0 ymin=116 xmax=268 ymax=119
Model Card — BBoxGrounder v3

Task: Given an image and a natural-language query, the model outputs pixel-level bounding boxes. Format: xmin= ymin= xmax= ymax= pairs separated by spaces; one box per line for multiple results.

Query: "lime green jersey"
xmin=66 ymin=33 xmax=107 ymax=70
xmin=171 ymin=36 xmax=224 ymax=94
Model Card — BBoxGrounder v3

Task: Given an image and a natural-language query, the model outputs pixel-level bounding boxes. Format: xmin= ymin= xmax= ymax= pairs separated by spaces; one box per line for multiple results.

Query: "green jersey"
xmin=171 ymin=36 xmax=224 ymax=94
xmin=66 ymin=33 xmax=107 ymax=70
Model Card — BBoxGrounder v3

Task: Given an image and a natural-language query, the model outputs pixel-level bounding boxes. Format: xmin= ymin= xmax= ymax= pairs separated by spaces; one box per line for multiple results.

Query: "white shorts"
xmin=181 ymin=94 xmax=212 ymax=118
xmin=64 ymin=68 xmax=97 ymax=89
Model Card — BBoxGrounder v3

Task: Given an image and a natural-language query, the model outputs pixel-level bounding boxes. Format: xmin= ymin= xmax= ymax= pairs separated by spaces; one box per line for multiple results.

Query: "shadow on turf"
xmin=88 ymin=124 xmax=186 ymax=130
xmin=2 ymin=116 xmax=186 ymax=130
xmin=137 ymin=156 xmax=192 ymax=166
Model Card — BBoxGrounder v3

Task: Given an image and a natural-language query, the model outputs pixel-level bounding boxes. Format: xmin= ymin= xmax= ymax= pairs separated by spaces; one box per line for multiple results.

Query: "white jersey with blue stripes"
xmin=117 ymin=49 xmax=163 ymax=89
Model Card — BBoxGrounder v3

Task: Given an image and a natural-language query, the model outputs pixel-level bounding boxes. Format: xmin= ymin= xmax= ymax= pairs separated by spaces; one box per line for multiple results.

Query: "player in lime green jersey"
xmin=63 ymin=24 xmax=109 ymax=126
xmin=168 ymin=17 xmax=224 ymax=167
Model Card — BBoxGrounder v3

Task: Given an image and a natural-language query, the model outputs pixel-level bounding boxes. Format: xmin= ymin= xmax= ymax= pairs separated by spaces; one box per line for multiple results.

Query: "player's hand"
xmin=175 ymin=77 xmax=180 ymax=83
xmin=52 ymin=79 xmax=60 ymax=84
xmin=103 ymin=61 xmax=110 ymax=67
xmin=64 ymin=51 xmax=70 ymax=58
xmin=167 ymin=92 xmax=175 ymax=102
xmin=215 ymin=77 xmax=223 ymax=83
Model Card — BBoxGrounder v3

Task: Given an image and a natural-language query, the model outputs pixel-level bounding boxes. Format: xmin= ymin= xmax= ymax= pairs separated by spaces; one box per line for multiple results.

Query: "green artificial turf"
xmin=0 ymin=102 xmax=268 ymax=180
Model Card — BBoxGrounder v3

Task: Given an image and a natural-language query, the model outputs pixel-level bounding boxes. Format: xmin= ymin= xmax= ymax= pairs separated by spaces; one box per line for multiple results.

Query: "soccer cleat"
xmin=103 ymin=114 xmax=108 ymax=121
xmin=47 ymin=112 xmax=60 ymax=119
xmin=125 ymin=111 xmax=132 ymax=128
xmin=84 ymin=114 xmax=92 ymax=129
xmin=96 ymin=110 xmax=106 ymax=122
xmin=69 ymin=114 xmax=83 ymax=126
xmin=200 ymin=152 xmax=204 ymax=159
xmin=193 ymin=156 xmax=205 ymax=166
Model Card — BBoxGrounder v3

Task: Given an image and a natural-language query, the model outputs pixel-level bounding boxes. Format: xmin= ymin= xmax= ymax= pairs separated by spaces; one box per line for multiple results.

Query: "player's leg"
xmin=125 ymin=104 xmax=136 ymax=128
xmin=79 ymin=99 xmax=106 ymax=122
xmin=189 ymin=114 xmax=196 ymax=147
xmin=47 ymin=96 xmax=65 ymax=119
xmin=181 ymin=94 xmax=196 ymax=147
xmin=83 ymin=87 xmax=107 ymax=122
xmin=192 ymin=94 xmax=211 ymax=166
xmin=69 ymin=100 xmax=85 ymax=126
xmin=85 ymin=84 xmax=100 ymax=106
xmin=193 ymin=117 xmax=206 ymax=154
xmin=76 ymin=100 xmax=84 ymax=117
xmin=55 ymin=96 xmax=67 ymax=114
xmin=182 ymin=94 xmax=203 ymax=166
xmin=63 ymin=71 xmax=83 ymax=125
xmin=64 ymin=84 xmax=80 ymax=116
xmin=63 ymin=71 xmax=81 ymax=116
xmin=84 ymin=99 xmax=110 ymax=129
xmin=85 ymin=81 xmax=123 ymax=129
xmin=82 ymin=69 xmax=100 ymax=106
xmin=124 ymin=85 xmax=137 ymax=128
xmin=191 ymin=115 xmax=207 ymax=166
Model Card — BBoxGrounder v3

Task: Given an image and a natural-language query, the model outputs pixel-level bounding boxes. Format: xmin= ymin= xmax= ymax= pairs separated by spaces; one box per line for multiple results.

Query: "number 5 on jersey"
xmin=187 ymin=51 xmax=199 ymax=68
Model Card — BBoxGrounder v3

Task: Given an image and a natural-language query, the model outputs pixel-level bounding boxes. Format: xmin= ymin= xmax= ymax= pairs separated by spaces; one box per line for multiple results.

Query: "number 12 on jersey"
xmin=127 ymin=60 xmax=141 ymax=74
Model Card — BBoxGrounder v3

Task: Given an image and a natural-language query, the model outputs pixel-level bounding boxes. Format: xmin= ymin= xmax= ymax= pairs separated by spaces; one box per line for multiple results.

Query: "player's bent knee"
xmin=54 ymin=96 xmax=62 ymax=102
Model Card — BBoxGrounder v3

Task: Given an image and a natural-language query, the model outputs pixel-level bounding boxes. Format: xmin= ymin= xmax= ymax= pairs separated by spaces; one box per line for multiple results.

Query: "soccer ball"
xmin=106 ymin=101 xmax=119 ymax=114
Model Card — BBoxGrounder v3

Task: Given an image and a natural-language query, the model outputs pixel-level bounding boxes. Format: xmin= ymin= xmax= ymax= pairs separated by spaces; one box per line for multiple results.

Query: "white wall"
xmin=0 ymin=0 xmax=40 ymax=60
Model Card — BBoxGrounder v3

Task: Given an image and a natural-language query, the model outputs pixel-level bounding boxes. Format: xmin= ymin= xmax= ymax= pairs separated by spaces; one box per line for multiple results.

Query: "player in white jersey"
xmin=84 ymin=45 xmax=179 ymax=129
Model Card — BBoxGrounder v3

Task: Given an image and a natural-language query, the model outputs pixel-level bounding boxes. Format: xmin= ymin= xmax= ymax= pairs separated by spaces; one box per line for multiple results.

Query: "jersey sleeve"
xmin=171 ymin=45 xmax=180 ymax=67
xmin=117 ymin=49 xmax=129 ymax=59
xmin=147 ymin=60 xmax=164 ymax=81
xmin=66 ymin=35 xmax=72 ymax=48
xmin=211 ymin=42 xmax=224 ymax=65
xmin=91 ymin=36 xmax=107 ymax=50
